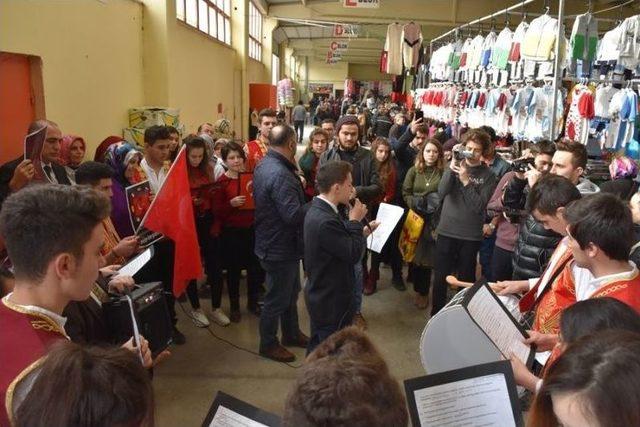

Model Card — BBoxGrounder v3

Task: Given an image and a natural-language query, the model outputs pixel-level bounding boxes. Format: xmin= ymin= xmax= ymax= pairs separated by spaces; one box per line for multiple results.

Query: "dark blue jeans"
xmin=479 ymin=232 xmax=496 ymax=282
xmin=259 ymin=259 xmax=302 ymax=351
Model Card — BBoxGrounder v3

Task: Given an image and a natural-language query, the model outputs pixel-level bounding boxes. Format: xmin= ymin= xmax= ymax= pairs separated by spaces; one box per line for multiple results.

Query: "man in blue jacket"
xmin=253 ymin=124 xmax=309 ymax=362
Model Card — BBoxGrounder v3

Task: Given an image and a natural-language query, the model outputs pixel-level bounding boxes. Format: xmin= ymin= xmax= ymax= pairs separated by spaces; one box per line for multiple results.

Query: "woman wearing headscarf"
xmin=599 ymin=156 xmax=639 ymax=201
xmin=104 ymin=142 xmax=146 ymax=238
xmin=94 ymin=136 xmax=125 ymax=162
xmin=59 ymin=135 xmax=86 ymax=184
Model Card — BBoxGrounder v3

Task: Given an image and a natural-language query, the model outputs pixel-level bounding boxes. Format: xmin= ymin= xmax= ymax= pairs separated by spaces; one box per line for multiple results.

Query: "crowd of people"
xmin=2 ymin=86 xmax=640 ymax=425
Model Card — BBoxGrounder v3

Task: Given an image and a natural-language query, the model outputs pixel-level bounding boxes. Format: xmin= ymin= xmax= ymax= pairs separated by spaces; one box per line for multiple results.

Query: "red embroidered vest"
xmin=0 ymin=299 xmax=66 ymax=426
xmin=244 ymin=139 xmax=268 ymax=173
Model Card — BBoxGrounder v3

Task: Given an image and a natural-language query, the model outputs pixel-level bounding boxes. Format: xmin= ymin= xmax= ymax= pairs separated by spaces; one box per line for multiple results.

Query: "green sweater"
xmin=402 ymin=166 xmax=442 ymax=209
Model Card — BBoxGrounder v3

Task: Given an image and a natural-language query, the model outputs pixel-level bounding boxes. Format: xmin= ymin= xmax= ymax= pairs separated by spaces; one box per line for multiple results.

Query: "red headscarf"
xmin=94 ymin=136 xmax=125 ymax=162
xmin=59 ymin=135 xmax=86 ymax=167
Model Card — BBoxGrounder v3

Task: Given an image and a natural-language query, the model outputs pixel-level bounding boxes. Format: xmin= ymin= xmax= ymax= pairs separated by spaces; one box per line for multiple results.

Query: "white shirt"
xmin=141 ymin=158 xmax=168 ymax=193
xmin=578 ymin=262 xmax=638 ymax=301
xmin=527 ymin=237 xmax=594 ymax=298
xmin=528 ymin=238 xmax=569 ymax=296
xmin=317 ymin=195 xmax=339 ymax=214
xmin=41 ymin=162 xmax=58 ymax=184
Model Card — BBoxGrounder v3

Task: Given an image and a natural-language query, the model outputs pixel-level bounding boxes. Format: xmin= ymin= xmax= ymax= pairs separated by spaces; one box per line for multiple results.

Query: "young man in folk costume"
xmin=0 ymin=185 xmax=152 ymax=425
xmin=494 ymin=175 xmax=584 ymax=364
xmin=244 ymin=108 xmax=278 ymax=173
xmin=529 ymin=193 xmax=640 ymax=355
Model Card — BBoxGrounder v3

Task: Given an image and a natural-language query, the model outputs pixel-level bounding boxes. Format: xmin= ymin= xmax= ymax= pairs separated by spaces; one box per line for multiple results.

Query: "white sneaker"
xmin=190 ymin=309 xmax=210 ymax=328
xmin=210 ymin=308 xmax=230 ymax=327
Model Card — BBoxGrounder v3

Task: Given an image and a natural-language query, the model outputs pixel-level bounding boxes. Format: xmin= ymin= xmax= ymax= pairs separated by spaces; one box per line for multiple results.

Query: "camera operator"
xmin=431 ymin=129 xmax=497 ymax=316
xmin=504 ymin=142 xmax=557 ymax=280
xmin=486 ymin=143 xmax=552 ymax=281
xmin=503 ymin=140 xmax=600 ymax=280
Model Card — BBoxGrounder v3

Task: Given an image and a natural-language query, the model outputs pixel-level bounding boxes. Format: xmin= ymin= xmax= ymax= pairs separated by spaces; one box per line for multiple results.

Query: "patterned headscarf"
xmin=59 ymin=135 xmax=86 ymax=167
xmin=610 ymin=156 xmax=638 ymax=180
xmin=104 ymin=142 xmax=145 ymax=185
xmin=94 ymin=136 xmax=125 ymax=162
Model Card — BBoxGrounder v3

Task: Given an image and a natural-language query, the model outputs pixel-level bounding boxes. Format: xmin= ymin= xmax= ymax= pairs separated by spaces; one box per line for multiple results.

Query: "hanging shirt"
xmin=491 ymin=27 xmax=514 ymax=70
xmin=510 ymin=86 xmax=535 ymax=141
xmin=385 ymin=23 xmax=405 ymax=75
xmin=604 ymin=90 xmax=627 ymax=149
xmin=509 ymin=21 xmax=529 ymax=63
xmin=594 ymin=85 xmax=620 ymax=118
xmin=597 ymin=24 xmax=624 ymax=63
xmin=619 ymin=16 xmax=640 ymax=71
xmin=467 ymin=34 xmax=485 ymax=70
xmin=480 ymin=31 xmax=497 ymax=69
xmin=615 ymin=90 xmax=639 ymax=150
xmin=565 ymin=84 xmax=595 ymax=145
xmin=402 ymin=22 xmax=423 ymax=70
xmin=459 ymin=38 xmax=473 ymax=69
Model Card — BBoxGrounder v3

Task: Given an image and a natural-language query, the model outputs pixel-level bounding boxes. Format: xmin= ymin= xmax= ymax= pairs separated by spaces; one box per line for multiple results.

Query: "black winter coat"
xmin=319 ymin=146 xmax=382 ymax=205
xmin=503 ymin=176 xmax=561 ymax=279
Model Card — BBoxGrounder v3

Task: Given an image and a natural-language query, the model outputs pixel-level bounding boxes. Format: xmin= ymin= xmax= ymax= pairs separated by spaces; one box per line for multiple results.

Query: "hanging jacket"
xmin=385 ymin=23 xmax=404 ymax=75
xmin=402 ymin=22 xmax=423 ymax=70
xmin=521 ymin=14 xmax=558 ymax=61
xmin=570 ymin=13 xmax=598 ymax=61
xmin=491 ymin=27 xmax=514 ymax=70
xmin=509 ymin=21 xmax=529 ymax=62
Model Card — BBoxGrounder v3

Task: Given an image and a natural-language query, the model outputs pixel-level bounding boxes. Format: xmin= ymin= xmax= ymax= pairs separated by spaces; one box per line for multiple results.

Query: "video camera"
xmin=509 ymin=157 xmax=535 ymax=173
xmin=452 ymin=147 xmax=475 ymax=162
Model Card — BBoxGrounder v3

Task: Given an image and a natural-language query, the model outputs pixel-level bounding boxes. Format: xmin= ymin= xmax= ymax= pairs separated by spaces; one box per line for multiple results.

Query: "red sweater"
xmin=375 ymin=165 xmax=397 ymax=204
xmin=211 ymin=174 xmax=254 ymax=234
xmin=188 ymin=167 xmax=214 ymax=215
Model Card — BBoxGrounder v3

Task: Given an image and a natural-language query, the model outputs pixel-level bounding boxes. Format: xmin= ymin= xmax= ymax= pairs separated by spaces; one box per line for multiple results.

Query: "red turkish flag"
xmin=141 ymin=147 xmax=202 ymax=296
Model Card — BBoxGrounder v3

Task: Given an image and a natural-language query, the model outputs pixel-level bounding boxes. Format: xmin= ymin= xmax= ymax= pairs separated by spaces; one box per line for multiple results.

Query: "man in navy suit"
xmin=304 ymin=160 xmax=378 ymax=352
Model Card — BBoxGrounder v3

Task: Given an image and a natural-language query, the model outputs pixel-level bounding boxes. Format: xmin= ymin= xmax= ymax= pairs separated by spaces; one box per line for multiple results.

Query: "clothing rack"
xmin=429 ymin=0 xmax=537 ymax=46
xmin=428 ymin=0 xmax=637 ymax=140
xmin=561 ymin=77 xmax=640 ymax=84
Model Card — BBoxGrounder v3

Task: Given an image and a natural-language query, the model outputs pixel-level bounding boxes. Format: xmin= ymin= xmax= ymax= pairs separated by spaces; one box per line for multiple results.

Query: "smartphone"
xmin=414 ymin=110 xmax=424 ymax=121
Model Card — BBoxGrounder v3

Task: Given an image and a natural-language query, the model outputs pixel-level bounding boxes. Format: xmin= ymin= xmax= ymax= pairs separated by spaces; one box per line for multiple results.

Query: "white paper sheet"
xmin=466 ymin=285 xmax=531 ymax=364
xmin=414 ymin=373 xmax=516 ymax=427
xmin=209 ymin=406 xmax=269 ymax=427
xmin=116 ymin=248 xmax=153 ymax=277
xmin=366 ymin=203 xmax=405 ymax=253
